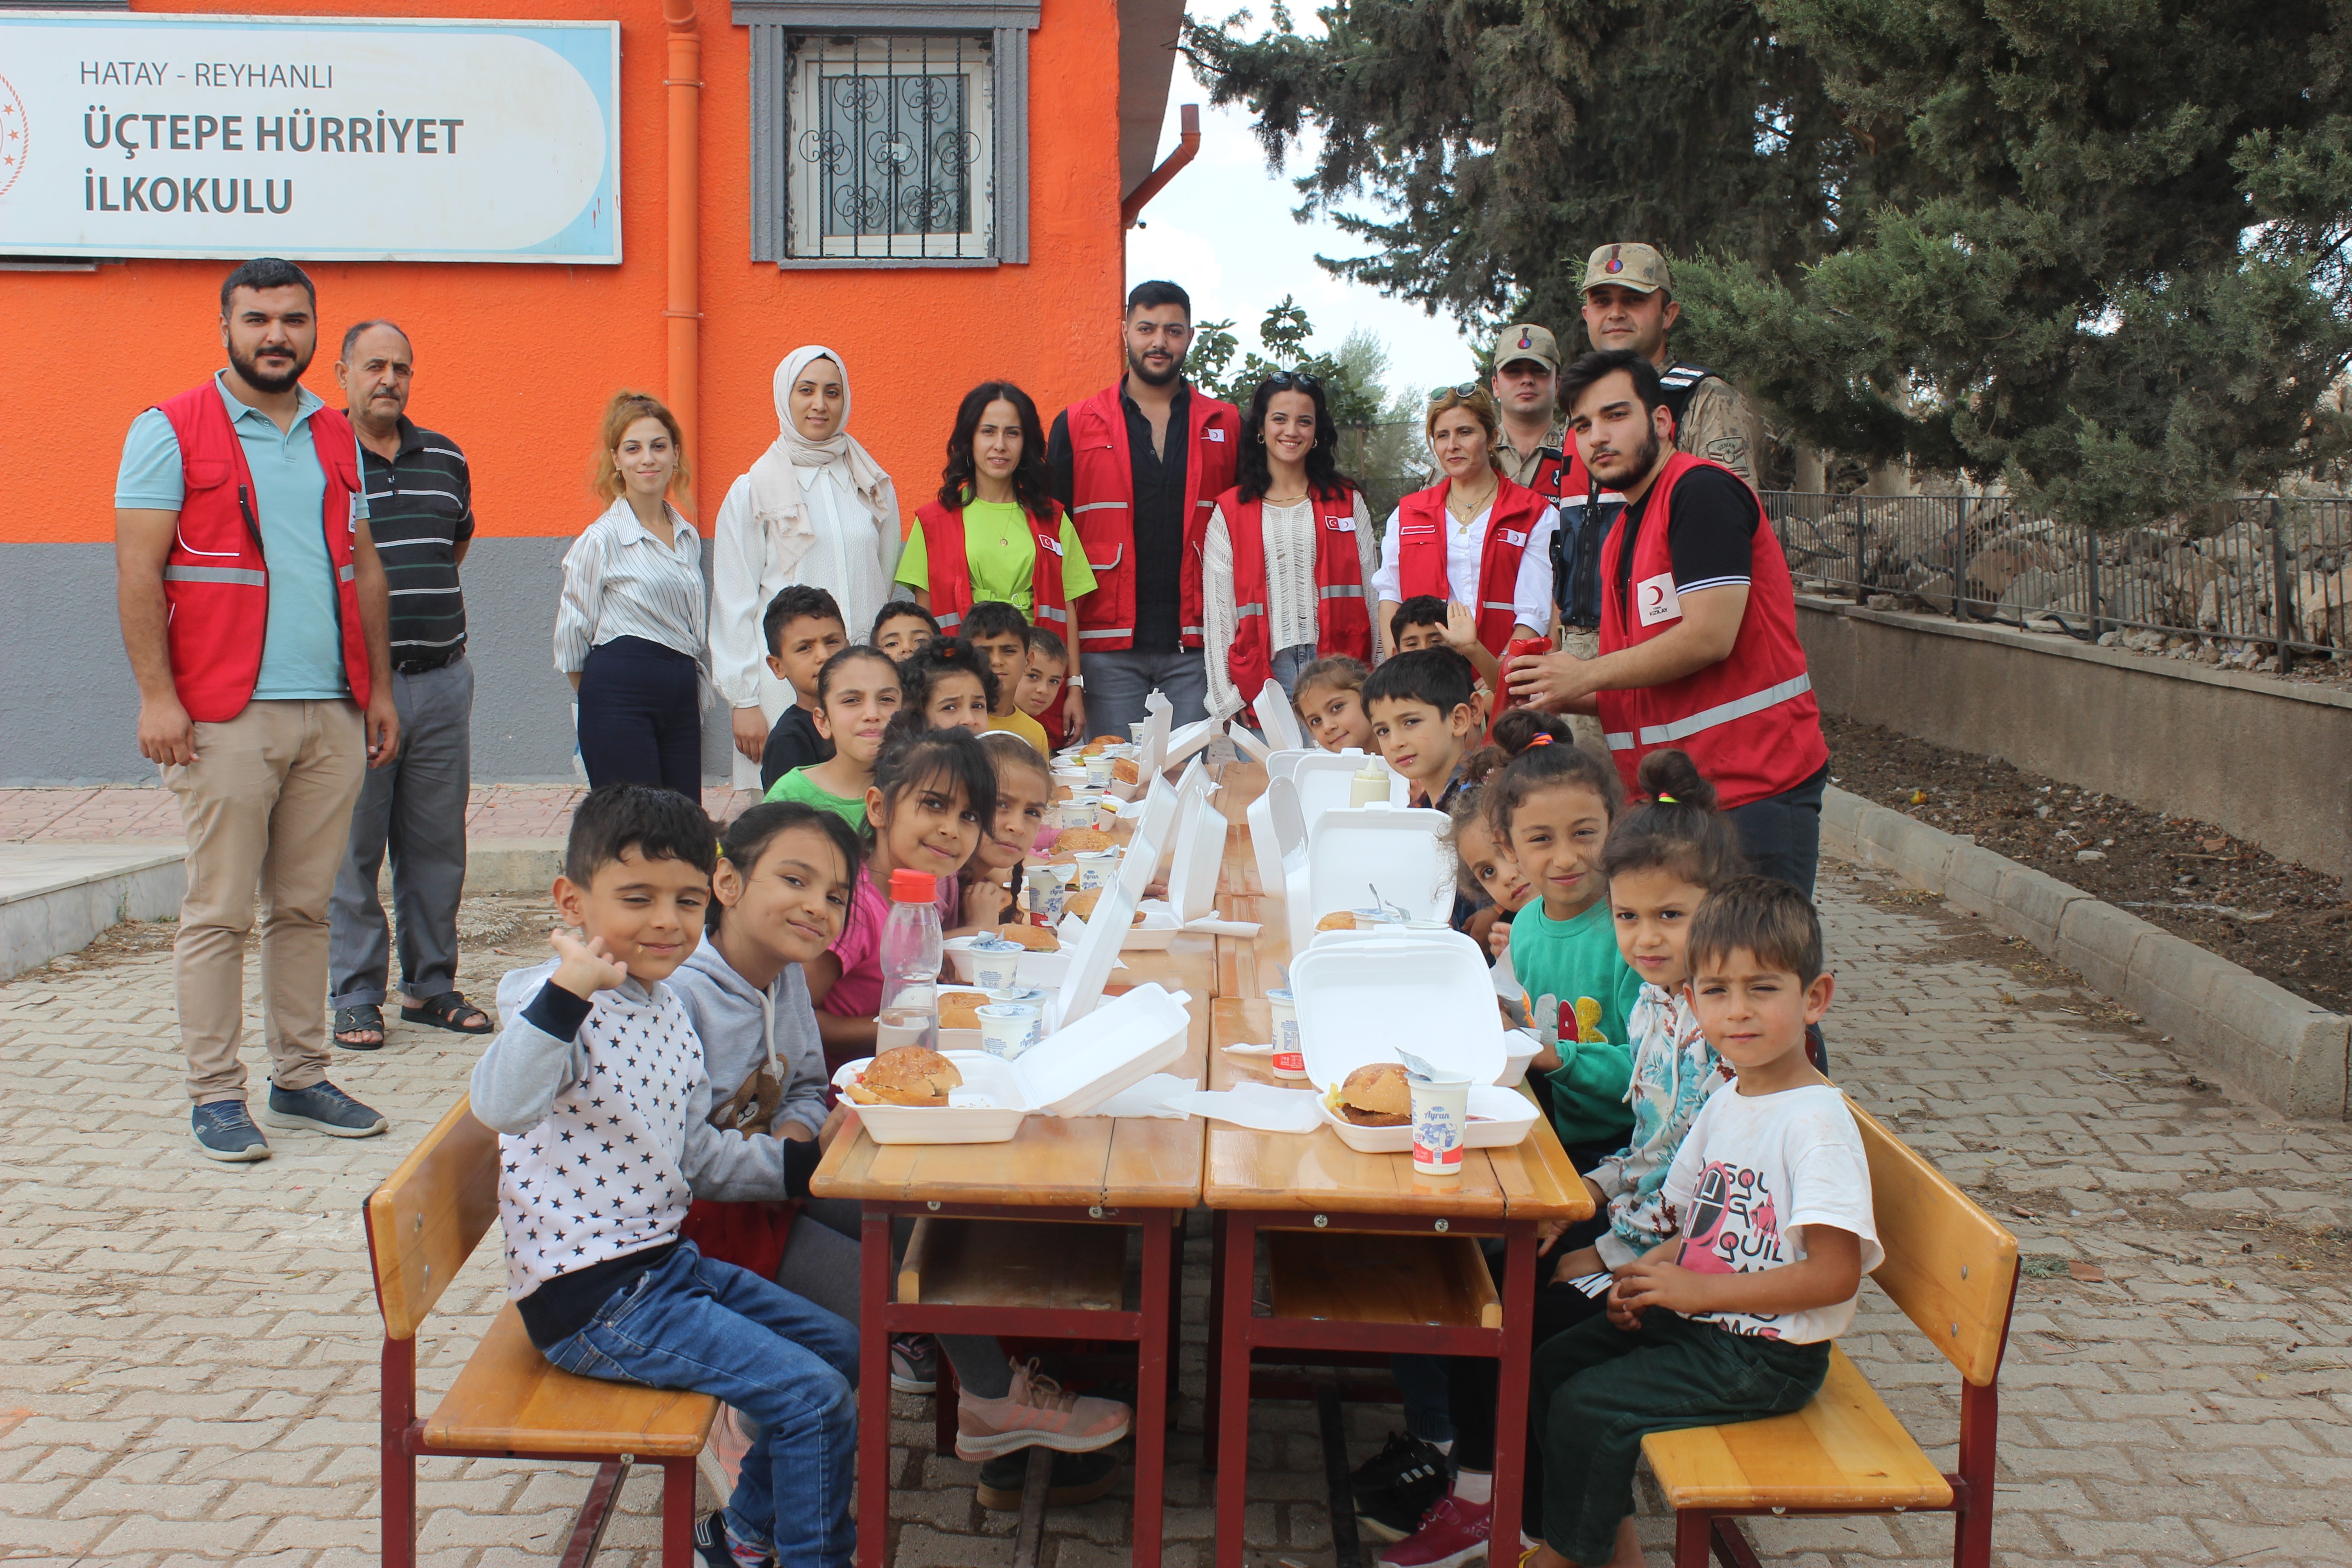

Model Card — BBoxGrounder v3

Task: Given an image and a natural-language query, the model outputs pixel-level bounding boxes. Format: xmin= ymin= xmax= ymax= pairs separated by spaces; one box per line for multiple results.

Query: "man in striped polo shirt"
xmin=326 ymin=320 xmax=490 ymax=1048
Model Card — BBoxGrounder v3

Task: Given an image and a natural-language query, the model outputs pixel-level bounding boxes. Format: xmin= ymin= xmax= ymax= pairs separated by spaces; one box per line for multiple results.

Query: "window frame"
xmin=737 ymin=0 xmax=1035 ymax=268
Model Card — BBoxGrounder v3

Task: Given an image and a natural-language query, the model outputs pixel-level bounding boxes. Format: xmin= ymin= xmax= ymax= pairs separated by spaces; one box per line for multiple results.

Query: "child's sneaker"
xmin=953 ymin=1358 xmax=1131 ymax=1458
xmin=1350 ymin=1431 xmax=1451 ymax=1541
xmin=1377 ymin=1494 xmax=1491 ymax=1568
xmin=889 ymin=1334 xmax=937 ymax=1394
xmin=692 ymin=1512 xmax=771 ymax=1568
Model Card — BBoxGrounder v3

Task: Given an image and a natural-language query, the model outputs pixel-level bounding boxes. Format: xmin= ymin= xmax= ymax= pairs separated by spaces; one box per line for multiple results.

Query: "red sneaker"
xmin=1378 ymin=1494 xmax=1493 ymax=1568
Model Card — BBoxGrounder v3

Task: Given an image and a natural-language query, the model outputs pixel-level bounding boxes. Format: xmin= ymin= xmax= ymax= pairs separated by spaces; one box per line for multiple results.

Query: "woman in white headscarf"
xmin=710 ymin=347 xmax=904 ymax=790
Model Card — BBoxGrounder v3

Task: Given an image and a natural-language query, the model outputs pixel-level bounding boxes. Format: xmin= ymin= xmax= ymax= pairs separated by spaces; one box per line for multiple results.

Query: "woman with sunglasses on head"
xmin=1202 ymin=370 xmax=1384 ymax=724
xmin=1371 ymin=384 xmax=1561 ymax=696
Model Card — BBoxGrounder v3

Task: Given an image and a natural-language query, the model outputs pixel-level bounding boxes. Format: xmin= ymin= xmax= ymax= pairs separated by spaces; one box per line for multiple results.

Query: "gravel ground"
xmin=1823 ymin=715 xmax=2352 ymax=1013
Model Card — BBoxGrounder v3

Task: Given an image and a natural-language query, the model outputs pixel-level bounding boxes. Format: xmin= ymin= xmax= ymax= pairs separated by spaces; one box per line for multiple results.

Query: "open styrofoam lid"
xmin=1226 ymin=721 xmax=1272 ymax=764
xmin=1164 ymin=791 xmax=1230 ymax=922
xmin=1305 ymin=806 xmax=1455 ymax=923
xmin=1009 ymin=982 xmax=1193 ymax=1116
xmin=1050 ymin=859 xmax=1142 ymax=1027
xmin=1290 ymin=936 xmax=1506 ymax=1089
xmin=1264 ymin=747 xmax=1313 ymax=784
xmin=1254 ymin=679 xmax=1306 ymax=751
xmin=1165 ymin=715 xmax=1217 ymax=769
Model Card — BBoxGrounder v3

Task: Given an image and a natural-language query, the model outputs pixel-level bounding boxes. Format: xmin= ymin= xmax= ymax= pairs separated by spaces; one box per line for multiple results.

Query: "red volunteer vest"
xmin=1524 ymin=447 xmax=1594 ymax=505
xmin=1596 ymin=452 xmax=1826 ymax=809
xmin=1218 ymin=485 xmax=1372 ymax=697
xmin=1392 ymin=475 xmax=1549 ymax=656
xmin=914 ymin=496 xmax=1071 ymax=636
xmin=154 ymin=380 xmax=370 ymax=722
xmin=1065 ymin=382 xmax=1241 ymax=652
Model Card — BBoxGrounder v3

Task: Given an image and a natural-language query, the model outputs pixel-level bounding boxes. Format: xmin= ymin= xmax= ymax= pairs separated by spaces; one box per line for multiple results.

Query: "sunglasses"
xmin=1265 ymin=370 xmax=1321 ymax=392
xmin=1429 ymin=382 xmax=1482 ymax=401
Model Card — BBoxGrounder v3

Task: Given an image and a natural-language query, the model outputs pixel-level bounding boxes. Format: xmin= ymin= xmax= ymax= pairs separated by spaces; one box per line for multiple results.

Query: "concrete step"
xmin=0 ymin=837 xmax=568 ymax=982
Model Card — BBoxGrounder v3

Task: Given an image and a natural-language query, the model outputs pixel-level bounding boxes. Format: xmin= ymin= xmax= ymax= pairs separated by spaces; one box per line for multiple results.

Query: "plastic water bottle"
xmin=877 ymin=867 xmax=945 ymax=1052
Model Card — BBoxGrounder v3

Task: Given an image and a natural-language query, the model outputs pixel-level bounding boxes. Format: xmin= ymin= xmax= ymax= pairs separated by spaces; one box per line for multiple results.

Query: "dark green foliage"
xmin=1188 ymin=0 xmax=2352 ymax=527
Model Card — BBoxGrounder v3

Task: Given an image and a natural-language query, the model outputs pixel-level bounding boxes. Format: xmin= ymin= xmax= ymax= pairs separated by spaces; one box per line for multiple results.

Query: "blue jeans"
xmin=1269 ymin=642 xmax=1318 ymax=700
xmin=541 ymin=1242 xmax=859 ymax=1566
xmin=1084 ymin=646 xmax=1210 ymax=739
xmin=1725 ymin=764 xmax=1828 ymax=898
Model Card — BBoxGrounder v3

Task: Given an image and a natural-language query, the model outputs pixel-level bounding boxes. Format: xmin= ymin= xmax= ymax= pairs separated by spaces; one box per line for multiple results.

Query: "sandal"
xmin=333 ymin=1003 xmax=386 ymax=1051
xmin=401 ymin=990 xmax=493 ymax=1034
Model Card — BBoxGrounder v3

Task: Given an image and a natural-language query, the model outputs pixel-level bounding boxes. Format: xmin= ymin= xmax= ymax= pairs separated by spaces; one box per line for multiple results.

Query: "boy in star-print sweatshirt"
xmin=469 ymin=783 xmax=860 ymax=1568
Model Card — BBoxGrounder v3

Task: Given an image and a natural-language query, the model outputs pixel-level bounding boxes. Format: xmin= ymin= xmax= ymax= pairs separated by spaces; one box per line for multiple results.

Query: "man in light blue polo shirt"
xmin=114 ymin=256 xmax=401 ymax=1164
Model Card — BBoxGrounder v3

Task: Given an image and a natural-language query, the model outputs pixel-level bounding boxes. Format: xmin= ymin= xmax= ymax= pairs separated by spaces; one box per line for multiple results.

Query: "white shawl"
xmin=746 ymin=345 xmax=900 ymax=577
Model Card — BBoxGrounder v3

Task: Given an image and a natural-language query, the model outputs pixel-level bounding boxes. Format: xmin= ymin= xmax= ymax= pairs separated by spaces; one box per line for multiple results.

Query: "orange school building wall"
xmin=5 ymin=0 xmax=1125 ymax=545
xmin=0 ymin=0 xmax=1137 ymax=784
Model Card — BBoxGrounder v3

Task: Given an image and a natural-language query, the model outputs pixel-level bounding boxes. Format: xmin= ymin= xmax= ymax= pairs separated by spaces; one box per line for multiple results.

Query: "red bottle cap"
xmin=888 ymin=868 xmax=936 ymax=903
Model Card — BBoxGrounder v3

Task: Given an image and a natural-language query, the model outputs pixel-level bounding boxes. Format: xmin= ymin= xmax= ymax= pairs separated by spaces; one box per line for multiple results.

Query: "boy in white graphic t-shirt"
xmin=470 ymin=784 xmax=858 ymax=1568
xmin=1523 ymin=877 xmax=1879 ymax=1568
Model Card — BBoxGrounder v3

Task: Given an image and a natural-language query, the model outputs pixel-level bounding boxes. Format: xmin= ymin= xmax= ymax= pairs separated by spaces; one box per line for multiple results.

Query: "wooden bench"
xmin=366 ymin=1097 xmax=716 ymax=1568
xmin=1641 ymin=1100 xmax=2020 ymax=1568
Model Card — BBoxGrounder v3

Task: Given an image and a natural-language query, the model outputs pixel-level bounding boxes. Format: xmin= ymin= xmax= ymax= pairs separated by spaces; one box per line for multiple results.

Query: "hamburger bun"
xmin=1055 ymin=827 xmax=1115 ymax=855
xmin=845 ymin=1046 xmax=963 ymax=1107
xmin=1082 ymin=735 xmax=1124 ymax=755
xmin=1052 ymin=784 xmax=1074 ymax=801
xmin=1112 ymin=757 xmax=1141 ymax=784
xmin=1332 ymin=1061 xmax=1412 ymax=1127
xmin=1063 ymin=889 xmax=1149 ymax=924
xmin=995 ymin=922 xmax=1058 ymax=951
xmin=1316 ymin=911 xmax=1359 ymax=932
xmin=937 ymin=990 xmax=990 ymax=1030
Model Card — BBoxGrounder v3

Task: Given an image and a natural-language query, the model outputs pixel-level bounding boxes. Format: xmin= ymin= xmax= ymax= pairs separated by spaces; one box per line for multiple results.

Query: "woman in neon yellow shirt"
xmin=897 ymin=381 xmax=1095 ymax=683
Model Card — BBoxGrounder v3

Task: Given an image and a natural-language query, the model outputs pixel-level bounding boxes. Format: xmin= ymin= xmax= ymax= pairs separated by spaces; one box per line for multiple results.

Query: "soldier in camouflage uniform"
xmin=1578 ymin=242 xmax=1771 ymax=485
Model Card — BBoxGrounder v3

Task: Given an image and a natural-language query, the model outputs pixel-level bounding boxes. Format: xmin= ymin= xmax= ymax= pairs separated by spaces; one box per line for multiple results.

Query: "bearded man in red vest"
xmin=1509 ymin=348 xmax=1830 ymax=897
xmin=114 ymin=257 xmax=401 ymax=1164
xmin=1045 ymin=279 xmax=1241 ymax=740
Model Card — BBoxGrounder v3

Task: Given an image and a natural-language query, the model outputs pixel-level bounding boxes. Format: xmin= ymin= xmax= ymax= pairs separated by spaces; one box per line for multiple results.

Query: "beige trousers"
xmin=1558 ymin=627 xmax=1610 ymax=759
xmin=163 ymin=699 xmax=367 ymax=1103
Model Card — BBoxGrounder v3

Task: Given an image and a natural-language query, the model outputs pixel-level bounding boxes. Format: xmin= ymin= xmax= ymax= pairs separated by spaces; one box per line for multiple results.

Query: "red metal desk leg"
xmin=1131 ymin=1208 xmax=1174 ymax=1568
xmin=662 ymin=1456 xmax=696 ymax=1567
xmin=1211 ymin=1212 xmax=1257 ymax=1568
xmin=858 ymin=1207 xmax=893 ymax=1568
xmin=1488 ymin=1218 xmax=1538 ymax=1559
xmin=1201 ymin=1210 xmax=1227 ymax=1471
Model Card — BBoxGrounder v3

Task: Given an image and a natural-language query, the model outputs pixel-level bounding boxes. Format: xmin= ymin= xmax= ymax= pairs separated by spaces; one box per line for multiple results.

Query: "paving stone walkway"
xmin=1 ymin=863 xmax=2347 ymax=1567
xmin=0 ymin=786 xmax=748 ymax=845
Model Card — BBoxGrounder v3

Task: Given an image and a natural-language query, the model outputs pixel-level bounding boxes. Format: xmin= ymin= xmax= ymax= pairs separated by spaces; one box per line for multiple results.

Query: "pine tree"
xmin=1188 ymin=0 xmax=2352 ymax=527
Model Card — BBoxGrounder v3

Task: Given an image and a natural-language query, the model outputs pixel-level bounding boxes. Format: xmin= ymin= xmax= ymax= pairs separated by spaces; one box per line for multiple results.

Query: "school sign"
xmin=0 ymin=11 xmax=619 ymax=263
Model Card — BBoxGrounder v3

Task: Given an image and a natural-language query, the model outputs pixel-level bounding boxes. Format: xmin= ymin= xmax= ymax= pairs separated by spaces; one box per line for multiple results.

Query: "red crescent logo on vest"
xmin=1643 ymin=581 xmax=1668 ymax=611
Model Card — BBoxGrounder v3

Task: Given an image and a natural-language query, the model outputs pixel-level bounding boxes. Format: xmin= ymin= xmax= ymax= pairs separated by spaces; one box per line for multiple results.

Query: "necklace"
xmin=1264 ymin=490 xmax=1310 ymax=506
xmin=1446 ymin=480 xmax=1495 ymax=529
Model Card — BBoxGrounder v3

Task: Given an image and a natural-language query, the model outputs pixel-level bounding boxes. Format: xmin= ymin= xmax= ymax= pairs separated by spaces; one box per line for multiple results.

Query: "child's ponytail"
xmin=1600 ymin=748 xmax=1745 ymax=889
xmin=1462 ymin=706 xmax=1577 ymax=788
xmin=1486 ymin=728 xmax=1625 ymax=840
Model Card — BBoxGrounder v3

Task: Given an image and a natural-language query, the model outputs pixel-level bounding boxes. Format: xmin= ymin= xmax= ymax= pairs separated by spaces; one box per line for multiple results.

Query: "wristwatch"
xmin=1065 ymin=674 xmax=1084 ymax=690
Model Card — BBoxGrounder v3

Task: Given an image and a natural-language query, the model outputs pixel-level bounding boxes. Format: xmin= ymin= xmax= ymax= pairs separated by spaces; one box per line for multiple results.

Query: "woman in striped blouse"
xmin=554 ymin=391 xmax=707 ymax=796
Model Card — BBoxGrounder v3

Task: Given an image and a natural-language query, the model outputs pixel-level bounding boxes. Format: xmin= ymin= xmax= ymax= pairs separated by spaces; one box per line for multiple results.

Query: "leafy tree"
xmin=1191 ymin=298 xmax=1425 ymax=515
xmin=1188 ymin=0 xmax=2352 ymax=528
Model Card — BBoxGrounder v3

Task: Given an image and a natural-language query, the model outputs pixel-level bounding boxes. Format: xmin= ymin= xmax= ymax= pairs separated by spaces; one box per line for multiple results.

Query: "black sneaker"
xmin=190 ymin=1101 xmax=271 ymax=1162
xmin=259 ymin=1080 xmax=389 ymax=1138
xmin=1350 ymin=1431 xmax=1450 ymax=1542
xmin=693 ymin=1511 xmax=769 ymax=1568
xmin=974 ymin=1448 xmax=1121 ymax=1510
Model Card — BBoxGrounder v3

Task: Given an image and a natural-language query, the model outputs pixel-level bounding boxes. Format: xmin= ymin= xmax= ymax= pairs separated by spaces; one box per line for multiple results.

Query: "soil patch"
xmin=1824 ymin=715 xmax=2352 ymax=1012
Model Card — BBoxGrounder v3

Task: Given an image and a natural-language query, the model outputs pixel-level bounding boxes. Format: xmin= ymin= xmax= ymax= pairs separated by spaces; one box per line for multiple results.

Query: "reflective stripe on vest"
xmin=1073 ymin=500 xmax=1128 ymax=514
xmin=1318 ymin=584 xmax=1364 ymax=600
xmin=338 ymin=563 xmax=356 ymax=583
xmin=163 ymin=565 xmax=268 ymax=586
xmin=1235 ymin=601 xmax=1265 ymax=619
xmin=1602 ymin=674 xmax=1813 ymax=751
xmin=1034 ymin=602 xmax=1069 ymax=626
xmin=1079 ymin=627 xmax=1129 ymax=642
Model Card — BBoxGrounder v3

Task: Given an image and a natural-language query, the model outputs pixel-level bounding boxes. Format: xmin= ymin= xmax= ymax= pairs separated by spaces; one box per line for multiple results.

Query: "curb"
xmin=1824 ymin=787 xmax=2351 ymax=1121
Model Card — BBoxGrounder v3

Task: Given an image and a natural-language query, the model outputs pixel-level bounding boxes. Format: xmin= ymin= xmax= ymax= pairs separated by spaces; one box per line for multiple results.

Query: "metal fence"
xmin=1761 ymin=492 xmax=2352 ymax=666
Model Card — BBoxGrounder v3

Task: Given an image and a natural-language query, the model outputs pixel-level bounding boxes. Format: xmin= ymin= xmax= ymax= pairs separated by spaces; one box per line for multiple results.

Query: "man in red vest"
xmin=1510 ymin=348 xmax=1829 ymax=896
xmin=1046 ymin=279 xmax=1241 ymax=740
xmin=114 ymin=257 xmax=401 ymax=1164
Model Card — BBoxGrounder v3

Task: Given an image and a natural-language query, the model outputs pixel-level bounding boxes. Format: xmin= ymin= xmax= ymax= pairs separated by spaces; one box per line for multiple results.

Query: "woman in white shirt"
xmin=710 ymin=347 xmax=902 ymax=789
xmin=1371 ymin=386 xmax=1559 ymax=693
xmin=554 ymin=392 xmax=706 ymax=795
xmin=1200 ymin=370 xmax=1382 ymax=724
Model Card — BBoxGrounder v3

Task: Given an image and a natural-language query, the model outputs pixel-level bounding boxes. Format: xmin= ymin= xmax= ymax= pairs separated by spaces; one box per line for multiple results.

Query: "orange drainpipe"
xmin=663 ymin=0 xmax=703 ymax=518
xmin=1122 ymin=103 xmax=1200 ymax=227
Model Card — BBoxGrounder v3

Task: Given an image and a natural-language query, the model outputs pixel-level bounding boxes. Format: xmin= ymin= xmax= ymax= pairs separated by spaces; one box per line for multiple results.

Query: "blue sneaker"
xmin=694 ymin=1512 xmax=771 ymax=1568
xmin=191 ymin=1101 xmax=271 ymax=1162
xmin=260 ymin=1080 xmax=389 ymax=1138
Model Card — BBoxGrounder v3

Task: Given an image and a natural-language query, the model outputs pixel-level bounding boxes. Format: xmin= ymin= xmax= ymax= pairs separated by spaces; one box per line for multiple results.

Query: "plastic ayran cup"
xmin=1084 ymin=754 xmax=1116 ymax=788
xmin=1266 ymin=988 xmax=1306 ymax=1079
xmin=976 ymin=1002 xmax=1043 ymax=1060
xmin=965 ymin=942 xmax=1020 ymax=990
xmin=1073 ymin=850 xmax=1120 ymax=891
xmin=1409 ymin=1068 xmax=1474 ymax=1176
xmin=1025 ymin=865 xmax=1063 ymax=923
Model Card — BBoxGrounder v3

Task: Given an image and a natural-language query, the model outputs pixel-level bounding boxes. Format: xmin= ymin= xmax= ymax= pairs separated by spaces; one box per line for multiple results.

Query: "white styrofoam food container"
xmin=834 ymin=983 xmax=1192 ymax=1144
xmin=1290 ymin=934 xmax=1535 ymax=1152
xmin=1291 ymin=804 xmax=1454 ymax=954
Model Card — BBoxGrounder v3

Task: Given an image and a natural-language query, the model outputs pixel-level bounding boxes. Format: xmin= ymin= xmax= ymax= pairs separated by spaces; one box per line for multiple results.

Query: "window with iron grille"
xmin=738 ymin=1 xmax=1034 ymax=268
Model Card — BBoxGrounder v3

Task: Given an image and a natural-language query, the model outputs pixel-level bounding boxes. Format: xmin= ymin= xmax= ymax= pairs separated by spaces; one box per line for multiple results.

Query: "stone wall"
xmin=1796 ymin=595 xmax=2352 ymax=887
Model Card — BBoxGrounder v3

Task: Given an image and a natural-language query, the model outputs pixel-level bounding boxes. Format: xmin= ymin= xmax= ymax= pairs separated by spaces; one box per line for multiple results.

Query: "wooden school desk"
xmin=809 ymin=936 xmax=1215 ymax=1568
xmin=1200 ymin=765 xmax=1592 ymax=1568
